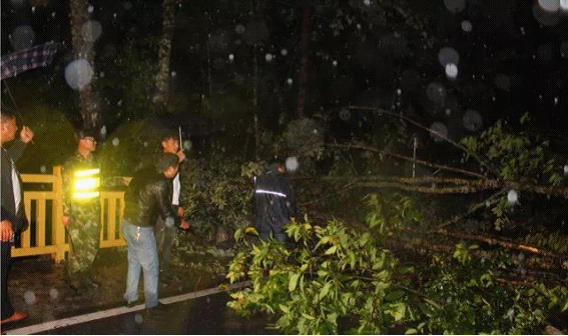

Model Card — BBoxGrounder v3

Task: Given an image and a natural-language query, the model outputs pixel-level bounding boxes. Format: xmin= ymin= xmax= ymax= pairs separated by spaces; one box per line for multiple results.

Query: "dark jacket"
xmin=1 ymin=140 xmax=27 ymax=234
xmin=123 ymin=166 xmax=175 ymax=228
xmin=253 ymin=168 xmax=298 ymax=234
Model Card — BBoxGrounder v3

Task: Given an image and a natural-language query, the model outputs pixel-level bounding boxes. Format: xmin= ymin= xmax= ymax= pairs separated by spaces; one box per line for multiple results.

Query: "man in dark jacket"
xmin=253 ymin=159 xmax=298 ymax=243
xmin=1 ymin=109 xmax=33 ymax=325
xmin=122 ymin=153 xmax=178 ymax=310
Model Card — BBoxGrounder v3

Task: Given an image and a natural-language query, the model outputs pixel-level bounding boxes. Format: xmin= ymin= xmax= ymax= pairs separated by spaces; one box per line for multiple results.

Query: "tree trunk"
xmin=296 ymin=5 xmax=310 ymax=119
xmin=69 ymin=0 xmax=100 ymax=130
xmin=153 ymin=0 xmax=178 ymax=114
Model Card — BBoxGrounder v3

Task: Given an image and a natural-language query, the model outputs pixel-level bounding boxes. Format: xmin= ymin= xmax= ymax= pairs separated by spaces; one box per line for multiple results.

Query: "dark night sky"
xmin=1 ymin=0 xmax=567 ymax=146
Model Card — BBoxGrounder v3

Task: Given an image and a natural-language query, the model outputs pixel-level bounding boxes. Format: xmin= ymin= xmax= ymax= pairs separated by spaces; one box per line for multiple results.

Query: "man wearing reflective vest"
xmin=253 ymin=158 xmax=298 ymax=243
xmin=62 ymin=129 xmax=101 ymax=291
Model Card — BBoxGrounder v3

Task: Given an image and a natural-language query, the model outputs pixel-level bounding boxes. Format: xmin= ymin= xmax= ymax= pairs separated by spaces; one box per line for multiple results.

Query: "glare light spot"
xmin=563 ymin=165 xmax=568 ymax=175
xmin=24 ymin=291 xmax=36 ymax=305
xmin=429 ymin=122 xmax=448 ymax=142
xmin=281 ymin=49 xmax=288 ymax=56
xmin=396 ymin=88 xmax=402 ymax=95
xmin=228 ymin=54 xmax=234 ymax=62
xmin=40 ymin=165 xmax=46 ymax=173
xmin=52 ymin=12 xmax=56 ymax=18
xmin=287 ymin=78 xmax=293 ymax=85
xmin=99 ymin=71 xmax=104 ymax=78
xmin=134 ymin=313 xmax=144 ymax=324
xmin=81 ymin=20 xmax=102 ymax=42
xmin=117 ymin=99 xmax=123 ymax=106
xmin=507 ymin=190 xmax=519 ymax=205
xmin=332 ymin=60 xmax=338 ymax=66
xmin=462 ymin=109 xmax=482 ymax=132
xmin=485 ymin=200 xmax=491 ymax=208
xmin=88 ymin=5 xmax=94 ymax=13
xmin=171 ymin=71 xmax=176 ymax=77
xmin=31 ymin=6 xmax=35 ymax=13
xmin=112 ymin=137 xmax=119 ymax=147
xmin=265 ymin=53 xmax=273 ymax=62
xmin=100 ymin=125 xmax=107 ymax=136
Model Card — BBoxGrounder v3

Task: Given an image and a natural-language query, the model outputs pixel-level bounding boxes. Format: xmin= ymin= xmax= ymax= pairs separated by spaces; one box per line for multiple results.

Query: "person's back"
xmin=124 ymin=166 xmax=172 ymax=228
xmin=254 ymin=162 xmax=298 ymax=242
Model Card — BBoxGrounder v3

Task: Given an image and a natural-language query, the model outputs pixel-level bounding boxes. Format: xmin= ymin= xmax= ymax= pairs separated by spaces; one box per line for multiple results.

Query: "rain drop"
xmin=10 ymin=25 xmax=35 ymax=51
xmin=445 ymin=63 xmax=458 ymax=79
xmin=49 ymin=288 xmax=59 ymax=300
xmin=183 ymin=140 xmax=192 ymax=150
xmin=281 ymin=49 xmax=288 ymax=56
xmin=117 ymin=99 xmax=123 ymax=106
xmin=444 ymin=0 xmax=466 ymax=13
xmin=88 ymin=5 xmax=94 ymax=13
xmin=64 ymin=59 xmax=94 ymax=90
xmin=112 ymin=137 xmax=119 ymax=147
xmin=287 ymin=78 xmax=293 ymax=85
xmin=99 ymin=71 xmax=104 ymax=78
xmin=40 ymin=165 xmax=46 ymax=173
xmin=507 ymin=189 xmax=519 ymax=205
xmin=31 ymin=6 xmax=35 ymax=13
xmin=461 ymin=20 xmax=472 ymax=32
xmin=438 ymin=47 xmax=460 ymax=67
xmin=339 ymin=109 xmax=351 ymax=120
xmin=100 ymin=125 xmax=107 ymax=136
xmin=24 ymin=290 xmax=36 ymax=305
xmin=81 ymin=20 xmax=102 ymax=43
xmin=332 ymin=60 xmax=338 ymax=66
xmin=285 ymin=157 xmax=299 ymax=172
xmin=265 ymin=53 xmax=273 ymax=62
xmin=52 ymin=12 xmax=56 ymax=18
xmin=426 ymin=82 xmax=446 ymax=103
xmin=228 ymin=54 xmax=234 ymax=62
xmin=234 ymin=24 xmax=245 ymax=34
xmin=538 ymin=0 xmax=560 ymax=12
xmin=171 ymin=71 xmax=177 ymax=77
xmin=134 ymin=313 xmax=144 ymax=324
xmin=123 ymin=1 xmax=132 ymax=10
xmin=429 ymin=122 xmax=448 ymax=142
xmin=485 ymin=200 xmax=491 ymax=208
xmin=563 ymin=165 xmax=568 ymax=175
xmin=462 ymin=109 xmax=482 ymax=132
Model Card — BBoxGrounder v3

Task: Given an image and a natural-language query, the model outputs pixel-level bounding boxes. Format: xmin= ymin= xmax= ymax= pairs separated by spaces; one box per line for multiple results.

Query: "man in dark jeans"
xmin=253 ymin=159 xmax=298 ymax=243
xmin=122 ymin=153 xmax=178 ymax=312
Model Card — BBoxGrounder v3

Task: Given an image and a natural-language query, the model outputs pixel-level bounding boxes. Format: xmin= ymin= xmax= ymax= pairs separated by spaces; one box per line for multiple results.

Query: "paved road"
xmin=5 ymin=284 xmax=272 ymax=335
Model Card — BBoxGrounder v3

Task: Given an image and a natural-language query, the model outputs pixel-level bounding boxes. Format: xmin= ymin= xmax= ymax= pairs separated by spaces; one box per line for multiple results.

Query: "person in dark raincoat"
xmin=62 ymin=129 xmax=101 ymax=291
xmin=253 ymin=159 xmax=298 ymax=243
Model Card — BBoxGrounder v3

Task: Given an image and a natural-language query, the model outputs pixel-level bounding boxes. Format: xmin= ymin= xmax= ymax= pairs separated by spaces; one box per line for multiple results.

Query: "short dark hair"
xmin=156 ymin=153 xmax=179 ymax=173
xmin=0 ymin=109 xmax=17 ymax=125
xmin=160 ymin=129 xmax=178 ymax=142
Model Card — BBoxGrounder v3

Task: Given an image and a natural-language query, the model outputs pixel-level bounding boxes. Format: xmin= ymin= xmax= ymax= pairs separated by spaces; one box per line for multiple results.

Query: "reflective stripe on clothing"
xmin=255 ymin=189 xmax=287 ymax=197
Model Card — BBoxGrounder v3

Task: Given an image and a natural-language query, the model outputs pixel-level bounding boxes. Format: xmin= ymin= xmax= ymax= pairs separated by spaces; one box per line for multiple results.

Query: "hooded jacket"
xmin=253 ymin=166 xmax=298 ymax=234
xmin=123 ymin=166 xmax=175 ymax=228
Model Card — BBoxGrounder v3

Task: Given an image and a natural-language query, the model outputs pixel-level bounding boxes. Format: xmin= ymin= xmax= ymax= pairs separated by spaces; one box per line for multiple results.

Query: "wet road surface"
xmin=7 ymin=290 xmax=272 ymax=335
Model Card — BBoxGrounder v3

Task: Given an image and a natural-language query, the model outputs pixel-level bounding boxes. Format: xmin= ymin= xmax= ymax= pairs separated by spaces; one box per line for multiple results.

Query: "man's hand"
xmin=62 ymin=216 xmax=70 ymax=227
xmin=20 ymin=126 xmax=34 ymax=144
xmin=176 ymin=207 xmax=185 ymax=217
xmin=1 ymin=220 xmax=14 ymax=242
xmin=176 ymin=149 xmax=186 ymax=163
xmin=180 ymin=219 xmax=190 ymax=230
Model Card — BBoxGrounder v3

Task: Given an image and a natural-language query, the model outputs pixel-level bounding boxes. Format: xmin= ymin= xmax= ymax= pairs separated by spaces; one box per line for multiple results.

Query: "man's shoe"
xmin=0 ymin=311 xmax=28 ymax=325
xmin=126 ymin=299 xmax=141 ymax=308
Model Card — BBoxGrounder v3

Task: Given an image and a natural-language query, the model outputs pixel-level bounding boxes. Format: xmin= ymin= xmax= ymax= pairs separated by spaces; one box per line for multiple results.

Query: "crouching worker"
xmin=122 ymin=153 xmax=178 ymax=310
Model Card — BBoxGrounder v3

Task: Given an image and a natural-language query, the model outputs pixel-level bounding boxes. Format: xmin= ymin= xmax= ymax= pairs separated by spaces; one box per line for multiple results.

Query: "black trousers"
xmin=1 ymin=241 xmax=14 ymax=320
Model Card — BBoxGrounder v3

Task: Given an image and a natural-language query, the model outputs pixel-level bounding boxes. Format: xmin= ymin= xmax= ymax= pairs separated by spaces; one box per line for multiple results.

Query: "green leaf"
xmin=289 ymin=273 xmax=300 ymax=292
xmin=325 ymin=245 xmax=338 ymax=255
xmin=405 ymin=328 xmax=418 ymax=334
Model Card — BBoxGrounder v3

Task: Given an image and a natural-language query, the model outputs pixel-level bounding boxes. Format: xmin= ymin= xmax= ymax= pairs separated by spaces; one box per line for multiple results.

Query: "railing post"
xmin=52 ymin=166 xmax=66 ymax=262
